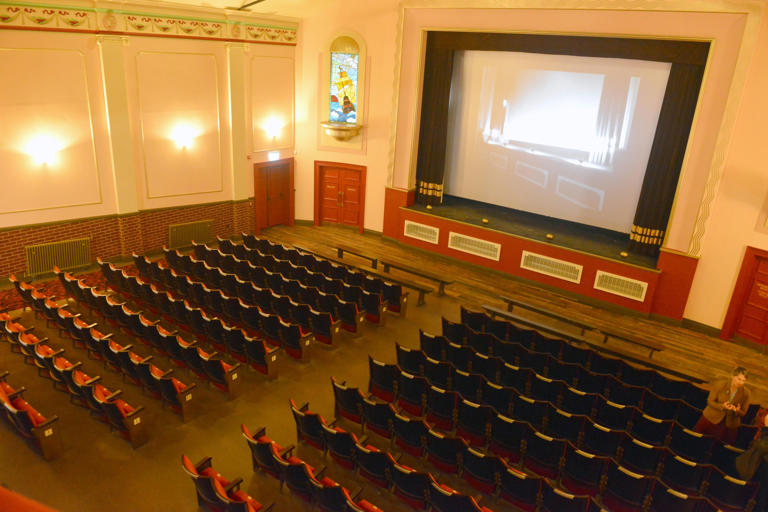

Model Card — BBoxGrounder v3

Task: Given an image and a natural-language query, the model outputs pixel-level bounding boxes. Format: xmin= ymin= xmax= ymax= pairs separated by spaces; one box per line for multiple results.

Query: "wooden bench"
xmin=500 ymin=295 xmax=664 ymax=358
xmin=380 ymin=259 xmax=453 ymax=296
xmin=337 ymin=244 xmax=378 ymax=269
xmin=483 ymin=305 xmax=668 ymax=360
xmin=482 ymin=305 xmax=696 ymax=383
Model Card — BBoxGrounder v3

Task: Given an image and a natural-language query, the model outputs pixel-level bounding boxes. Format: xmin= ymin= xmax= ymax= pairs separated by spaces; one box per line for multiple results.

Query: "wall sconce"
xmin=25 ymin=134 xmax=62 ymax=166
xmin=263 ymin=116 xmax=283 ymax=140
xmin=170 ymin=124 xmax=198 ymax=149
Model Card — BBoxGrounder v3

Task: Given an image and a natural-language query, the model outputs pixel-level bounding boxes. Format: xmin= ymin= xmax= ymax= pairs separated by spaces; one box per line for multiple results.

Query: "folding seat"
xmin=181 ymin=455 xmax=240 ymax=510
xmin=361 ymin=397 xmax=396 ymax=439
xmin=289 ymin=301 xmax=313 ymax=333
xmin=361 ymin=290 xmax=387 ymax=325
xmin=81 ymin=325 xmax=112 ymax=363
xmin=619 ymin=437 xmax=666 ymax=476
xmin=309 ymin=308 xmax=341 ymax=345
xmin=425 ymin=428 xmax=467 ymax=474
xmin=9 ymin=274 xmax=35 ymax=303
xmin=461 ymin=446 xmax=504 ymax=494
xmin=290 ymin=399 xmax=330 ymax=450
xmin=428 ymin=480 xmax=491 ymax=512
xmin=668 ymin=424 xmax=714 ymax=463
xmin=257 ymin=310 xmax=282 ymax=346
xmin=220 ymin=294 xmax=243 ymax=325
xmin=605 ymin=378 xmax=645 ymax=408
xmin=249 ymin=265 xmax=268 ymax=288
xmin=559 ymin=443 xmax=609 ymax=497
xmin=620 ymin=361 xmax=656 ymax=389
xmin=355 ymin=442 xmax=397 ymax=489
xmin=425 ymin=385 xmax=458 ymax=431
xmin=535 ymin=336 xmax=564 ymax=360
xmin=710 ymin=442 xmax=743 ymax=477
xmin=561 ymin=386 xmax=598 ymax=418
xmin=279 ymin=319 xmax=313 ymax=360
xmin=315 ymin=290 xmax=339 ymax=316
xmin=594 ymin=399 xmax=636 ymax=431
xmin=451 ymin=368 xmax=483 ymax=403
xmin=660 ymin=453 xmax=711 ymax=496
xmin=322 ymin=424 xmax=363 ymax=469
xmin=32 ymin=343 xmax=67 ymax=388
xmin=397 ymin=370 xmax=429 ymax=416
xmin=528 ymin=372 xmax=565 ymax=405
xmin=156 ymin=373 xmax=196 ymax=421
xmin=241 ymin=424 xmax=295 ymax=480
xmin=423 ymin=356 xmax=451 ymax=389
xmin=500 ymin=362 xmax=533 ymax=394
xmin=445 ymin=342 xmax=473 ymax=372
xmin=589 ymin=353 xmax=622 ymax=375
xmin=393 ymin=413 xmax=429 ymax=457
xmin=336 ymin=280 xmax=355 ymax=300
xmin=574 ymin=369 xmax=608 ymax=396
xmin=220 ymin=323 xmax=248 ymax=363
xmin=115 ymin=347 xmax=147 ymax=386
xmin=652 ymin=376 xmax=705 ymax=408
xmin=482 ymin=380 xmax=513 ymax=416
xmin=641 ymin=390 xmax=681 ymax=421
xmin=511 ymin=393 xmax=547 ymax=430
xmin=499 ymin=465 xmax=542 ymax=511
xmin=441 ymin=317 xmax=467 ymax=344
xmin=199 ymin=350 xmax=242 ymax=397
xmin=381 ymin=282 xmax=409 ymax=316
xmin=524 ymin=430 xmax=567 ymax=479
xmin=395 ymin=343 xmax=425 ymax=375
xmin=391 ymin=462 xmax=431 ymax=510
xmin=337 ymin=298 xmax=366 ymax=335
xmin=517 ymin=348 xmax=551 ymax=375
xmin=243 ymin=335 xmax=281 ymax=379
xmin=733 ymin=423 xmax=761 ymax=450
xmin=456 ymin=399 xmax=494 ymax=447
xmin=466 ymin=328 xmax=494 ymax=356
xmin=508 ymin=324 xmax=537 ymax=350
xmin=241 ymin=233 xmax=259 ymax=250
xmin=630 ymin=413 xmax=674 ymax=446
xmin=368 ymin=355 xmax=398 ymax=402
xmin=601 ymin=462 xmax=656 ymax=512
xmin=269 ymin=293 xmax=292 ymax=320
xmin=547 ymin=359 xmax=580 ymax=387
xmin=486 ymin=317 xmax=510 ymax=342
xmin=283 ymin=460 xmax=327 ymax=503
xmin=91 ymin=384 xmax=147 ymax=447
xmin=472 ymin=352 xmax=503 ymax=383
xmin=581 ymin=419 xmax=627 ymax=458
xmin=362 ymin=274 xmax=383 ymax=295
xmin=461 ymin=306 xmax=488 ymax=333
xmin=540 ymin=480 xmax=592 ymax=512
xmin=331 ymin=376 xmax=364 ymax=424
xmin=544 ymin=406 xmax=585 ymax=446
xmin=649 ymin=480 xmax=720 ymax=512
xmin=419 ymin=329 xmax=447 ymax=360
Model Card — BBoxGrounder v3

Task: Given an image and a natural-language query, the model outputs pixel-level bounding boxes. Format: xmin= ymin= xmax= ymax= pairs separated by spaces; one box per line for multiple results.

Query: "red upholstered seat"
xmin=128 ymin=351 xmax=143 ymax=364
xmin=170 ymin=377 xmax=186 ymax=393
xmin=11 ymin=398 xmax=46 ymax=427
xmin=89 ymin=327 xmax=109 ymax=338
xmin=150 ymin=365 xmax=164 ymax=378
xmin=157 ymin=324 xmax=173 ymax=336
xmin=6 ymin=322 xmax=25 ymax=333
xmin=200 ymin=467 xmax=231 ymax=487
xmin=20 ymin=332 xmax=41 ymax=345
xmin=35 ymin=344 xmax=56 ymax=357
xmin=229 ymin=490 xmax=263 ymax=512
xmin=54 ymin=357 xmax=72 ymax=370
xmin=356 ymin=500 xmax=383 ymax=512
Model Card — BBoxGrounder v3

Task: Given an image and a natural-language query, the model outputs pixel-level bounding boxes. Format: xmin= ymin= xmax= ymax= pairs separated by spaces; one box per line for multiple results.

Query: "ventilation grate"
xmin=404 ymin=220 xmax=439 ymax=244
xmin=594 ymin=270 xmax=648 ymax=302
xmin=25 ymin=237 xmax=91 ymax=277
xmin=520 ymin=251 xmax=582 ymax=283
xmin=448 ymin=232 xmax=501 ymax=261
xmin=169 ymin=219 xmax=214 ymax=249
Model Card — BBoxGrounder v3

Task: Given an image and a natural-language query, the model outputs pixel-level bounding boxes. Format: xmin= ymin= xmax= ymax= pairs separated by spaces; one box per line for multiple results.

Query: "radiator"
xmin=168 ymin=219 xmax=214 ymax=249
xmin=25 ymin=237 xmax=91 ymax=277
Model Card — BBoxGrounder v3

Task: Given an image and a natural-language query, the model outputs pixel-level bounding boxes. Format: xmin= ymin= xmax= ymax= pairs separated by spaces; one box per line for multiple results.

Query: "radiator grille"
xmin=404 ymin=220 xmax=439 ymax=244
xmin=168 ymin=219 xmax=214 ymax=249
xmin=520 ymin=251 xmax=582 ymax=283
xmin=594 ymin=271 xmax=648 ymax=302
xmin=448 ymin=232 xmax=501 ymax=261
xmin=25 ymin=237 xmax=91 ymax=277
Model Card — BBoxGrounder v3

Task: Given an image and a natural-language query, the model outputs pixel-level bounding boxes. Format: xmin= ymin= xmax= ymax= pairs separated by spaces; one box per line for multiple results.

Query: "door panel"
xmin=340 ymin=169 xmax=361 ymax=226
xmin=314 ymin=162 xmax=365 ymax=233
xmin=735 ymin=257 xmax=768 ymax=345
xmin=267 ymin=164 xmax=289 ymax=227
xmin=320 ymin=169 xmax=341 ymax=223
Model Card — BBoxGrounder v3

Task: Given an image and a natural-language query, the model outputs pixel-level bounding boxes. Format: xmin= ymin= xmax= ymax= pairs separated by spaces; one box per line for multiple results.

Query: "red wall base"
xmin=0 ymin=199 xmax=254 ymax=277
xmin=383 ymin=187 xmax=415 ymax=238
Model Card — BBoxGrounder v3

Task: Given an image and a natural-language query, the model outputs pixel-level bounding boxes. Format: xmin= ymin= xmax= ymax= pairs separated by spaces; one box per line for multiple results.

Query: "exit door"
xmin=734 ymin=256 xmax=768 ymax=345
xmin=314 ymin=161 xmax=366 ymax=233
xmin=254 ymin=157 xmax=294 ymax=234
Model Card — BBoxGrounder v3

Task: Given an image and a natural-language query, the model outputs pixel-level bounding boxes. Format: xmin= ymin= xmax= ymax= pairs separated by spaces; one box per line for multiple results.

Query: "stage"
xmin=407 ymin=195 xmax=658 ymax=269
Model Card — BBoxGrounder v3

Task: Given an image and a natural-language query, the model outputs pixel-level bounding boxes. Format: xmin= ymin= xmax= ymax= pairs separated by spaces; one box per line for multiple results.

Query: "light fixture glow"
xmin=263 ymin=116 xmax=283 ymax=139
xmin=170 ymin=124 xmax=198 ymax=149
xmin=268 ymin=151 xmax=280 ymax=161
xmin=25 ymin=135 xmax=63 ymax=166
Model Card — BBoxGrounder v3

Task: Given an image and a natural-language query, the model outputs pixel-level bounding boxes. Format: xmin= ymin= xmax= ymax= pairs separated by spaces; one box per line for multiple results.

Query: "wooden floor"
xmin=265 ymin=223 xmax=768 ymax=406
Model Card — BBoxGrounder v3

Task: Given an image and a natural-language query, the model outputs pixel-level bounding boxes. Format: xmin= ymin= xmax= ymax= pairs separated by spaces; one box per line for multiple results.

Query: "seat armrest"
xmin=224 ymin=477 xmax=243 ymax=493
xmin=8 ymin=386 xmax=27 ymax=400
xmin=105 ymin=389 xmax=124 ymax=401
xmin=299 ymin=402 xmax=309 ymax=412
xmin=0 ymin=370 xmax=8 ymax=381
xmin=314 ymin=466 xmax=327 ymax=478
xmin=196 ymin=456 xmax=213 ymax=471
xmin=262 ymin=503 xmax=276 ymax=512
xmin=85 ymin=376 xmax=102 ymax=386
xmin=34 ymin=414 xmax=60 ymax=430
xmin=279 ymin=444 xmax=295 ymax=457
xmin=124 ymin=405 xmax=144 ymax=419
xmin=253 ymin=426 xmax=267 ymax=438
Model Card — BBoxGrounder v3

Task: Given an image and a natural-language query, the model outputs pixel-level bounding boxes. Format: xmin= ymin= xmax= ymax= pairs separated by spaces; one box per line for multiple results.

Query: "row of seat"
xmin=20 ymin=275 xmax=198 ymax=421
xmin=347 ymin=364 xmax=757 ymax=512
xmin=181 ymin=454 xmax=274 ymax=512
xmin=97 ymin=261 xmax=282 ymax=378
xmin=242 ymin=424 xmax=384 ymax=512
xmin=1 ymin=307 xmax=147 ymax=448
xmin=166 ymin=245 xmax=384 ymax=333
xmin=331 ymin=377 xmax=751 ymax=512
xmin=57 ymin=268 xmax=242 ymax=398
xmin=0 ymin=362 xmax=61 ymax=460
xmin=453 ymin=308 xmax=710 ymax=408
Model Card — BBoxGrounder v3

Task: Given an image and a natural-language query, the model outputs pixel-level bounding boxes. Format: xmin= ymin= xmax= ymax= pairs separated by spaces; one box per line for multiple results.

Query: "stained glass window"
xmin=329 ymin=52 xmax=359 ymax=124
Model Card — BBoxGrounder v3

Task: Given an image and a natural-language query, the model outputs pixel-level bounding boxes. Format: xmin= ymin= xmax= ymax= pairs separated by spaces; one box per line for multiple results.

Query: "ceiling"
xmin=162 ymin=0 xmax=319 ymax=18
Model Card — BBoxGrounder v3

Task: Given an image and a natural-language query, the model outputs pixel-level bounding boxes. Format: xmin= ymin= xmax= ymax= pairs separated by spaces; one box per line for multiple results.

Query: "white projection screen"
xmin=444 ymin=51 xmax=671 ymax=233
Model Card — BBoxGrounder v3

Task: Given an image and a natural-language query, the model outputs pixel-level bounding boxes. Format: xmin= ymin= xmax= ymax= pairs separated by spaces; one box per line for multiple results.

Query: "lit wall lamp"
xmin=25 ymin=134 xmax=63 ymax=166
xmin=263 ymin=116 xmax=284 ymax=141
xmin=170 ymin=124 xmax=198 ymax=149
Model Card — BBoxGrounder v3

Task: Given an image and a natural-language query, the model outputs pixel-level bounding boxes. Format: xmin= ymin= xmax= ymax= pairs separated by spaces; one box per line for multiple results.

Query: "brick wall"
xmin=0 ymin=199 xmax=255 ymax=277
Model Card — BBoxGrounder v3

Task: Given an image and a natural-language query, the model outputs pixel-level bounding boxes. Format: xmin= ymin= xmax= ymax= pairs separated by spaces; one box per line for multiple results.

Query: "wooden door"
xmin=314 ymin=161 xmax=366 ymax=233
xmin=254 ymin=158 xmax=294 ymax=234
xmin=734 ymin=256 xmax=768 ymax=344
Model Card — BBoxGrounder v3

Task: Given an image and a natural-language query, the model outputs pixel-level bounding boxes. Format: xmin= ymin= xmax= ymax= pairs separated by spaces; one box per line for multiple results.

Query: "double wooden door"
xmin=314 ymin=161 xmax=366 ymax=233
xmin=254 ymin=157 xmax=294 ymax=234
xmin=734 ymin=255 xmax=768 ymax=345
